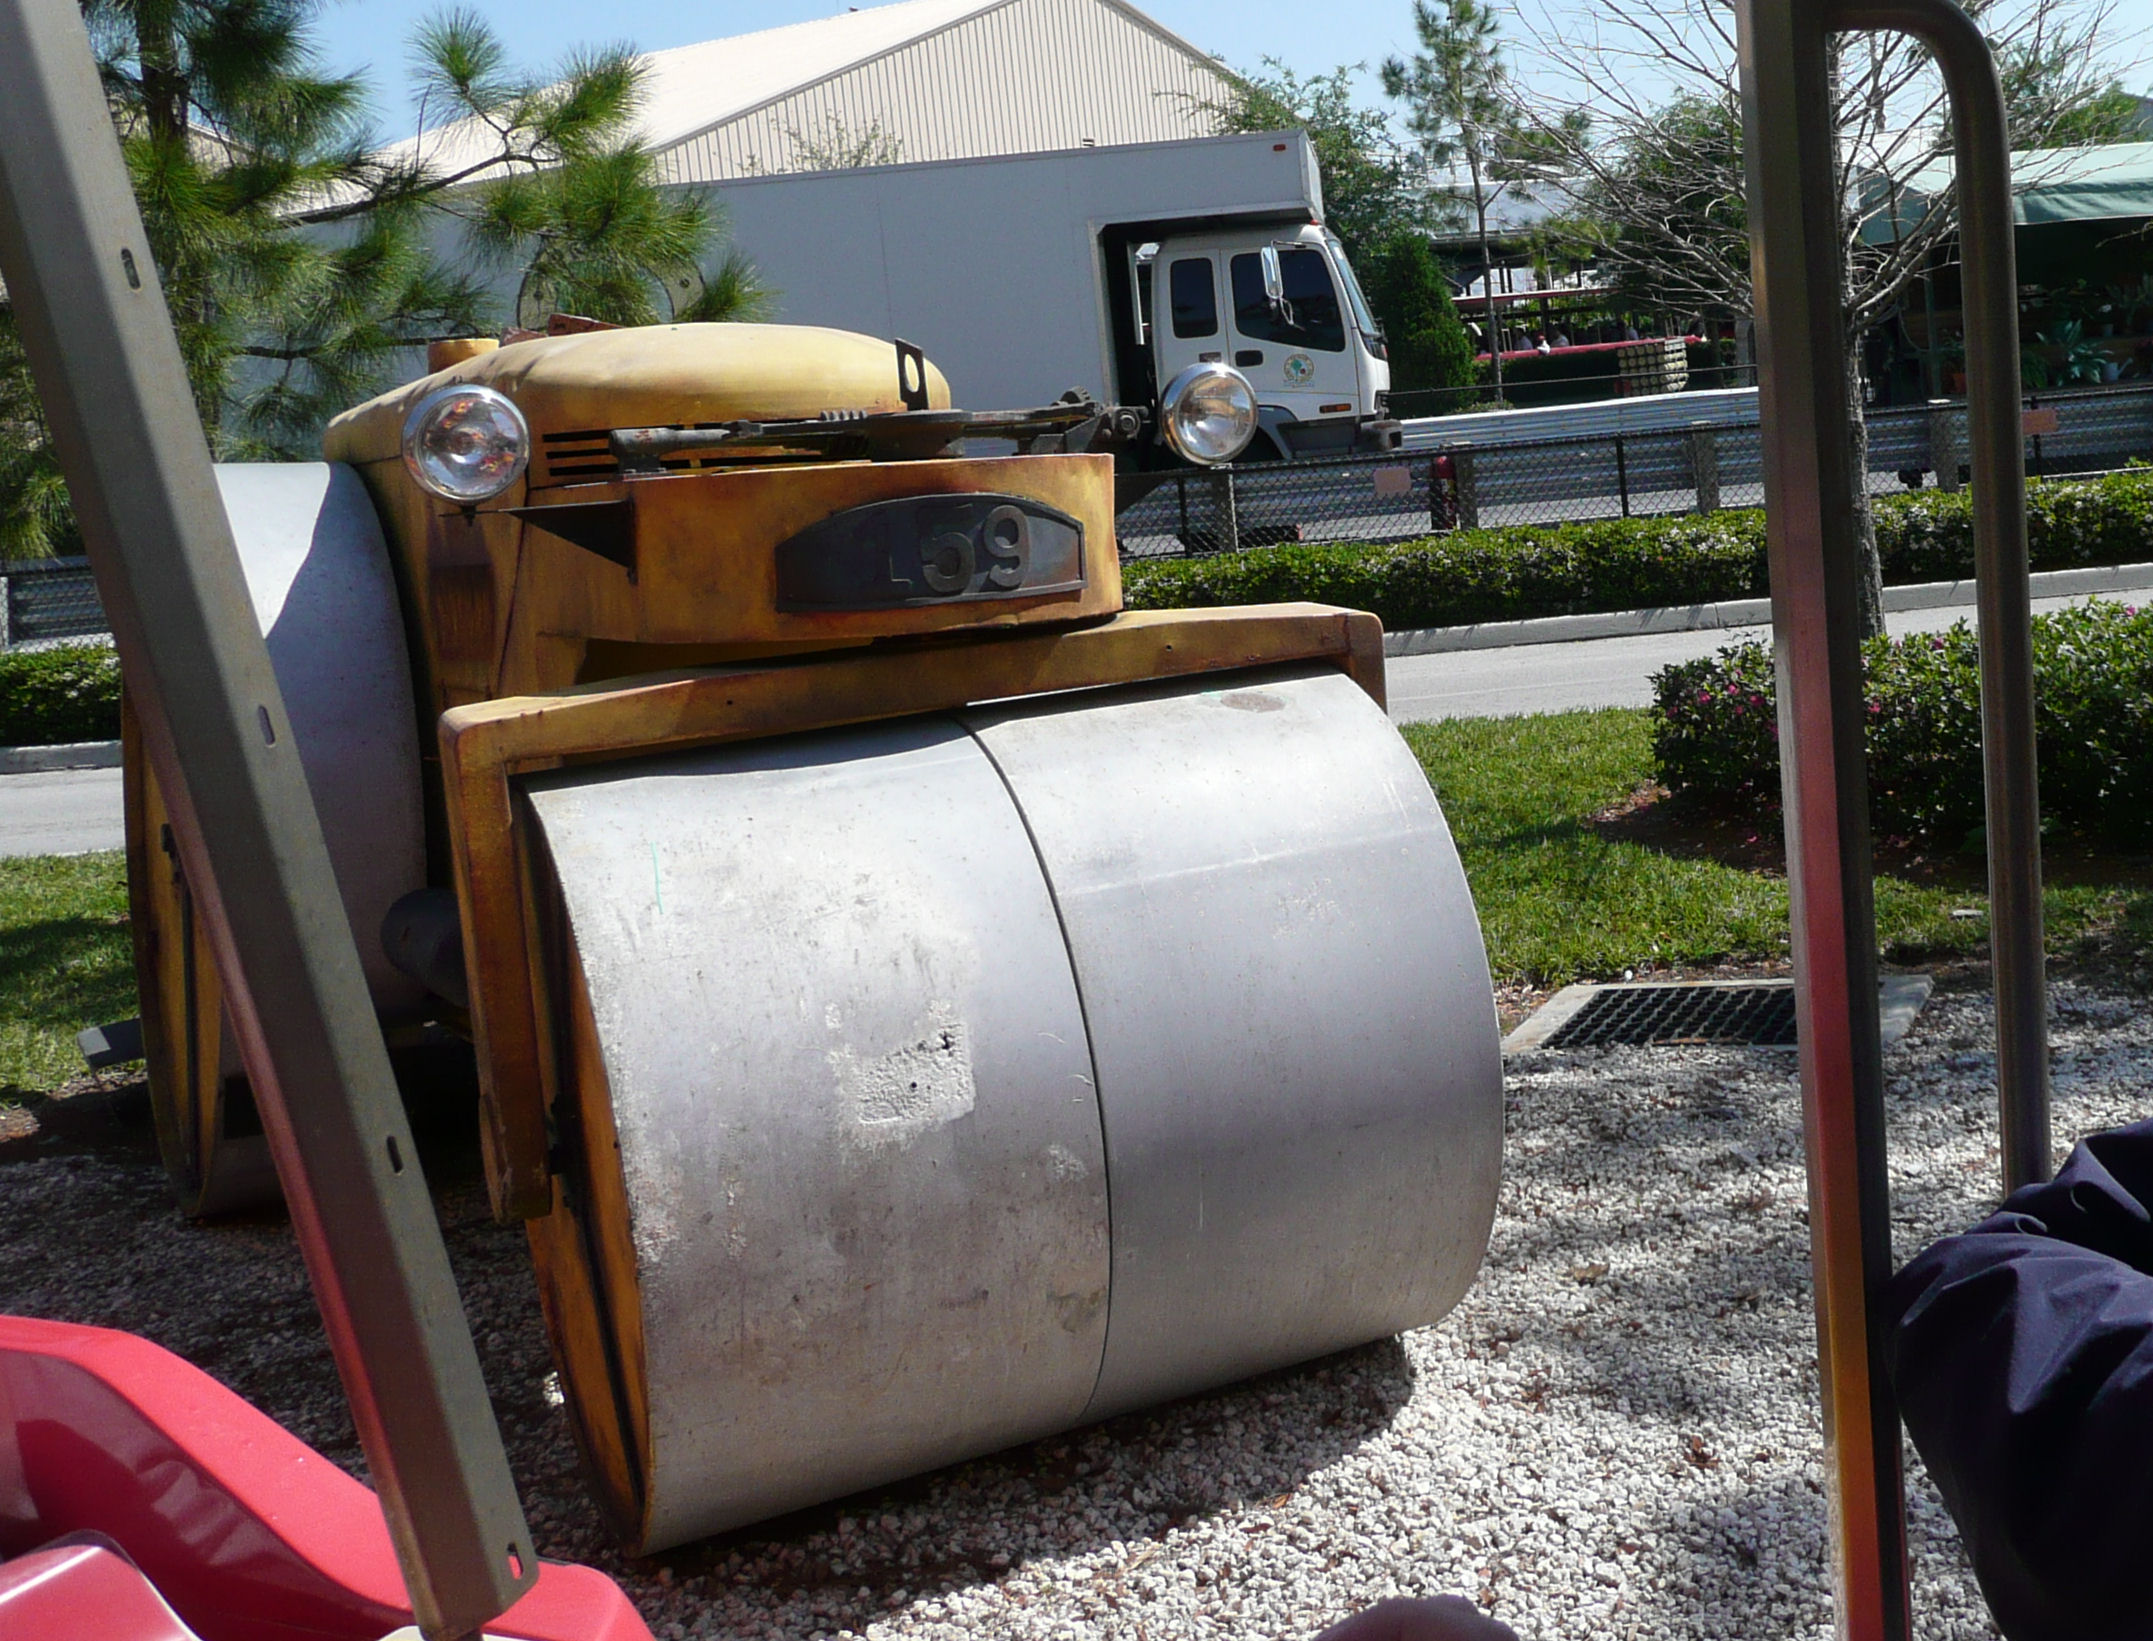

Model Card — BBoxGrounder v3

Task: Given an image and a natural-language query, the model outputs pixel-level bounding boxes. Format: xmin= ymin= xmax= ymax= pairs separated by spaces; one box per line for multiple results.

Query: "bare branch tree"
xmin=1508 ymin=0 xmax=2143 ymax=632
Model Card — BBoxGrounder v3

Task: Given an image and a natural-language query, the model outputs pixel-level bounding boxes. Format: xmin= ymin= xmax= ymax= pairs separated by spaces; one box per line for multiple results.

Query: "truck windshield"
xmin=1230 ymin=249 xmax=1345 ymax=352
xmin=1327 ymin=232 xmax=1381 ymax=344
xmin=1169 ymin=258 xmax=1218 ymax=338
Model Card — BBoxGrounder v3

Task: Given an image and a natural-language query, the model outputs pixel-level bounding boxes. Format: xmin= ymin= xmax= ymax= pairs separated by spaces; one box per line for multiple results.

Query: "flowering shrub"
xmin=1875 ymin=470 xmax=2153 ymax=583
xmin=1652 ymin=600 xmax=2153 ymax=847
xmin=1647 ymin=641 xmax=1782 ymax=815
xmin=0 ymin=643 xmax=120 ymax=746
xmin=1123 ymin=471 xmax=2153 ymax=634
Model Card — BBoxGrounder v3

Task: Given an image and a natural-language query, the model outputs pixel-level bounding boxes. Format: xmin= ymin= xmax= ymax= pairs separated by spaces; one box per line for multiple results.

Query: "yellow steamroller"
xmin=122 ymin=321 xmax=1503 ymax=1551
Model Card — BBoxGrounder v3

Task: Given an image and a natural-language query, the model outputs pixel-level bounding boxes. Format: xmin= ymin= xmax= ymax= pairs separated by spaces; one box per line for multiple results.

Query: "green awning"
xmin=1860 ymin=140 xmax=2153 ymax=243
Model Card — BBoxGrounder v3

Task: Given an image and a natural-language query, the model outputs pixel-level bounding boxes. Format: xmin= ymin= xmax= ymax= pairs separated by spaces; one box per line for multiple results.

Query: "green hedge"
xmin=1876 ymin=469 xmax=2153 ymax=582
xmin=1651 ymin=599 xmax=2153 ymax=847
xmin=1124 ymin=515 xmax=1770 ymax=631
xmin=0 ymin=644 xmax=121 ymax=746
xmin=1122 ymin=471 xmax=2153 ymax=633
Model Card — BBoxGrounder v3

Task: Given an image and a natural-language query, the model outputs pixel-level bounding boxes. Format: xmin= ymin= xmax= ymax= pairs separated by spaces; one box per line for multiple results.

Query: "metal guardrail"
xmin=1117 ymin=381 xmax=2153 ymax=560
xmin=11 ymin=383 xmax=2153 ymax=629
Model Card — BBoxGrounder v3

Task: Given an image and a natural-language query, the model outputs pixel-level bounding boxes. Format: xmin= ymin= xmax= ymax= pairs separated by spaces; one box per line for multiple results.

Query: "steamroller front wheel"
xmin=520 ymin=664 xmax=1505 ymax=1552
xmin=120 ymin=462 xmax=431 ymax=1214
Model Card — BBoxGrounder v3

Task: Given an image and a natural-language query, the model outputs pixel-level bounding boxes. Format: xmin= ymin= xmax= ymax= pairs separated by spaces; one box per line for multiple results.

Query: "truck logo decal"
xmin=775 ymin=493 xmax=1086 ymax=611
xmin=1283 ymin=353 xmax=1315 ymax=386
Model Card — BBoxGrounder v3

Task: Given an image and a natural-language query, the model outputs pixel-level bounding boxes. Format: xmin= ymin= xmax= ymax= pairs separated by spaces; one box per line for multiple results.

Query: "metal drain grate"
xmin=1505 ymin=976 xmax=1933 ymax=1056
xmin=1544 ymin=983 xmax=1797 ymax=1048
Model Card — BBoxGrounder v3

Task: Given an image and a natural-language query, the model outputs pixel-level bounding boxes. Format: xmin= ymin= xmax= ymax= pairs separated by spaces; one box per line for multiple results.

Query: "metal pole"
xmin=1832 ymin=0 xmax=2049 ymax=1191
xmin=0 ymin=3 xmax=537 ymax=1637
xmin=1452 ymin=444 xmax=1480 ymax=531
xmin=1734 ymin=3 xmax=1908 ymax=1637
xmin=1691 ymin=424 xmax=1722 ymax=515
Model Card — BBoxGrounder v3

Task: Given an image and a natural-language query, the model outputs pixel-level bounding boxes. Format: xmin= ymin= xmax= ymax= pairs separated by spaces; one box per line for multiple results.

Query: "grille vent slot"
xmin=538 ymin=424 xmax=734 ymax=484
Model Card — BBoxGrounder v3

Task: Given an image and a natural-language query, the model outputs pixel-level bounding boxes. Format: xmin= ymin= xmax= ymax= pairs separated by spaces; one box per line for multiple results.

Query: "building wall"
xmin=657 ymin=0 xmax=1231 ymax=184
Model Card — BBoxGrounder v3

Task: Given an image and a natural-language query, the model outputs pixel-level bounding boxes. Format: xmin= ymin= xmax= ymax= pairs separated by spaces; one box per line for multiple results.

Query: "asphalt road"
xmin=0 ymin=765 xmax=123 ymax=859
xmin=1383 ymin=580 xmax=2153 ymax=723
xmin=4 ymin=577 xmax=2150 ymax=857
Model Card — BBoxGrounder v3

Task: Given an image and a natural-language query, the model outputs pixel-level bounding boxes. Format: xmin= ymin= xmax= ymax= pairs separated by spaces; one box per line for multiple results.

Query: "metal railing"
xmin=10 ymin=382 xmax=2152 ymax=640
xmin=1384 ymin=360 xmax=1760 ymax=419
xmin=1117 ymin=381 xmax=2153 ymax=560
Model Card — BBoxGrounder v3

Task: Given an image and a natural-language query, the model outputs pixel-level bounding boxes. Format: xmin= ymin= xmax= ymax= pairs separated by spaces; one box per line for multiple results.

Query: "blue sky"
xmin=304 ymin=0 xmax=2153 ymax=134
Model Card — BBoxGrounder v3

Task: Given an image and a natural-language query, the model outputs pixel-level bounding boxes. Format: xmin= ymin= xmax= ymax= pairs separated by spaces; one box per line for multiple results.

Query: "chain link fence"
xmin=1120 ymin=382 xmax=2153 ymax=560
xmin=1 ymin=558 xmax=104 ymax=649
xmin=10 ymin=383 xmax=2153 ymax=638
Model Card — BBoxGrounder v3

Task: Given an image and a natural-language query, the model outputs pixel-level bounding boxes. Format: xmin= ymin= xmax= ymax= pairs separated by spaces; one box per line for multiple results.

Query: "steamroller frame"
xmin=1738 ymin=1 xmax=2047 ymax=1637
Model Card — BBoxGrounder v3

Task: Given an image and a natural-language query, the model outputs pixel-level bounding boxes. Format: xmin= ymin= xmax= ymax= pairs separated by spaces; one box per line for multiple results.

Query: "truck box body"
xmin=679 ymin=130 xmax=1333 ymax=415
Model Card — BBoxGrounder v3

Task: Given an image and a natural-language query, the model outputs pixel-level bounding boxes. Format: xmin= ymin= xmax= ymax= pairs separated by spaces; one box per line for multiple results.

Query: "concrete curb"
xmin=0 ymin=740 xmax=121 ymax=774
xmin=1383 ymin=560 xmax=2153 ymax=657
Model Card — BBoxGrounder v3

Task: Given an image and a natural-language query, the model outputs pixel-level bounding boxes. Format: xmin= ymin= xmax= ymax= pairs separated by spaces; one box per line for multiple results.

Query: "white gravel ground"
xmin=6 ymin=974 xmax=2152 ymax=1640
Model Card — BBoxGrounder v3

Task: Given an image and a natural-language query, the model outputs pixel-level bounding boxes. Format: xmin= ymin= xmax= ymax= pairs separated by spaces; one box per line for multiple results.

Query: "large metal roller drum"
xmin=962 ymin=666 xmax=1502 ymax=1419
xmin=524 ymin=665 xmax=1501 ymax=1551
xmin=124 ymin=462 xmax=427 ymax=1212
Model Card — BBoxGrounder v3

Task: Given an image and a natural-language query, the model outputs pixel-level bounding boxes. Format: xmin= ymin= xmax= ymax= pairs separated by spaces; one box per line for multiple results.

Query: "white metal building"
xmin=385 ymin=0 xmax=1235 ymax=186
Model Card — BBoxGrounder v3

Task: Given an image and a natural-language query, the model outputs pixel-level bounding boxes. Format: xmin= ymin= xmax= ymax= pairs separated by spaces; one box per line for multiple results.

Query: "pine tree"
xmin=0 ymin=2 xmax=769 ymax=556
xmin=1361 ymin=234 xmax=1476 ymax=400
xmin=1382 ymin=0 xmax=1516 ymax=400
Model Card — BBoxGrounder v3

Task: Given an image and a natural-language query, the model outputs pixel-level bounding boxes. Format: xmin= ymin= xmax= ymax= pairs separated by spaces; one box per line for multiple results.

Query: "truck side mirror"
xmin=1259 ymin=244 xmax=1296 ymax=330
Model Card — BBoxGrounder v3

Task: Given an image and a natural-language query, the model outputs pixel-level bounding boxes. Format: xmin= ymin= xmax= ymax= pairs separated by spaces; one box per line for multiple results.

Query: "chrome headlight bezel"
xmin=1158 ymin=362 xmax=1259 ymax=467
xmin=400 ymin=383 xmax=531 ymax=505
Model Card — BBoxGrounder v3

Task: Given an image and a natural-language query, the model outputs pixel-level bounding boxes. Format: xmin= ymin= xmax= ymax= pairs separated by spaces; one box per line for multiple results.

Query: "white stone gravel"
xmin=7 ymin=975 xmax=2151 ymax=1639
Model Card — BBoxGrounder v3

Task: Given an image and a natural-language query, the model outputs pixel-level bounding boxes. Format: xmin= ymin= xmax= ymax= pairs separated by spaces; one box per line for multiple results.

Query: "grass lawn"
xmin=0 ymin=851 xmax=132 ymax=1103
xmin=2 ymin=713 xmax=2148 ymax=1098
xmin=1405 ymin=708 xmax=2153 ymax=987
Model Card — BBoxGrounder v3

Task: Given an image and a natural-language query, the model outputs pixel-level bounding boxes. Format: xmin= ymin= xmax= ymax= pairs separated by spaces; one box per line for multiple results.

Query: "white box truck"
xmin=679 ymin=129 xmax=1400 ymax=472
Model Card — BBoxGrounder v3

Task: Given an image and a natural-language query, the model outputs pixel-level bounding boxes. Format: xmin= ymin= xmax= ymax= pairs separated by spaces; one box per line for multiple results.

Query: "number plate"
xmin=774 ymin=493 xmax=1085 ymax=611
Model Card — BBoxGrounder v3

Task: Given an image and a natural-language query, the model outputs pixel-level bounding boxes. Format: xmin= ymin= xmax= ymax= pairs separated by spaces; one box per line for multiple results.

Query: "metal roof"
xmin=599 ymin=0 xmax=1010 ymax=155
xmin=368 ymin=0 xmax=1231 ymax=189
xmin=1862 ymin=140 xmax=2153 ymax=242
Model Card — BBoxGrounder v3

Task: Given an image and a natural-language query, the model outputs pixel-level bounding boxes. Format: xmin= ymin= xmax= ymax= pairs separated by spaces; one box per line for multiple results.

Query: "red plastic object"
xmin=0 ymin=1316 xmax=651 ymax=1641
xmin=0 ymin=1535 xmax=204 ymax=1641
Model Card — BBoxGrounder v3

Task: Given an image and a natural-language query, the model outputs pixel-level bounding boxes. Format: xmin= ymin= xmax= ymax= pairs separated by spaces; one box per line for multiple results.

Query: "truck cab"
xmin=1121 ymin=222 xmax=1393 ymax=462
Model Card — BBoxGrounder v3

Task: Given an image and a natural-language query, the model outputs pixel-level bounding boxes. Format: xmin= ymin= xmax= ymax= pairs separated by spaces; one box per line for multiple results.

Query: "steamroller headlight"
xmin=401 ymin=384 xmax=530 ymax=504
xmin=1159 ymin=362 xmax=1258 ymax=466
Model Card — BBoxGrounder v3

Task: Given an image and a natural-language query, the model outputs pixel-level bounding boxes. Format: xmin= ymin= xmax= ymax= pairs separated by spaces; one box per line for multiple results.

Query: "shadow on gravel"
xmin=1489 ymin=1052 xmax=1814 ymax=1420
xmin=0 ymin=1071 xmax=158 ymax=1161
xmin=0 ymin=1053 xmax=1422 ymax=1630
xmin=640 ymin=1336 xmax=1418 ymax=1606
xmin=1625 ymin=1468 xmax=1832 ymax=1625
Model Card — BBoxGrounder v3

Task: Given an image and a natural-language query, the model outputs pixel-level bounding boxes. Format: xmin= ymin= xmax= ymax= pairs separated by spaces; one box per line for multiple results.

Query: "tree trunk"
xmin=136 ymin=1 xmax=187 ymax=144
xmin=1846 ymin=347 xmax=1886 ymax=639
xmin=1469 ymin=146 xmax=1502 ymax=403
